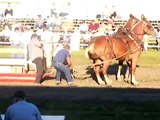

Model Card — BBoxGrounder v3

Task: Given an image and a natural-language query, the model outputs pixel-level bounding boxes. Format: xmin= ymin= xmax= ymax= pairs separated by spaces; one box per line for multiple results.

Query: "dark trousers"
xmin=32 ymin=57 xmax=44 ymax=83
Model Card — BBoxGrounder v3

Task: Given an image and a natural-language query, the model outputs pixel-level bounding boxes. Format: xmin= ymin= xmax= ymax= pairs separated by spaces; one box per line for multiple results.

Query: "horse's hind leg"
xmin=103 ymin=61 xmax=112 ymax=85
xmin=94 ymin=65 xmax=105 ymax=85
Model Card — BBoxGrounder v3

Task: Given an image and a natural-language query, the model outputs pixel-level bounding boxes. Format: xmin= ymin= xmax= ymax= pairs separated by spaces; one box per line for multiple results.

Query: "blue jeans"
xmin=53 ymin=61 xmax=72 ymax=82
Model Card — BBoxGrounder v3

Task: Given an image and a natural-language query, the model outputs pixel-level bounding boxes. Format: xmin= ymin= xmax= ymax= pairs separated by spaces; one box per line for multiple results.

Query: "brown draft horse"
xmin=114 ymin=15 xmax=140 ymax=81
xmin=85 ymin=15 xmax=156 ymax=86
xmin=85 ymin=14 xmax=139 ymax=85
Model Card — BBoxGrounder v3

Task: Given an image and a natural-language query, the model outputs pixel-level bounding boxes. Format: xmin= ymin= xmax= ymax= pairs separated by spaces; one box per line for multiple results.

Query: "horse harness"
xmin=89 ymin=28 xmax=145 ymax=66
xmin=107 ymin=28 xmax=144 ymax=61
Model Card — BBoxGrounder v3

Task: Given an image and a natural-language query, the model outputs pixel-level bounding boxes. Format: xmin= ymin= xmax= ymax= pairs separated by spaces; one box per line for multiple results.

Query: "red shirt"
xmin=88 ymin=23 xmax=99 ymax=33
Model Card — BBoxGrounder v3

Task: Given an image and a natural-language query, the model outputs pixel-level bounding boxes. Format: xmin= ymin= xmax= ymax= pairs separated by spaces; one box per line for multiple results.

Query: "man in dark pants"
xmin=53 ymin=44 xmax=73 ymax=86
xmin=28 ymin=34 xmax=44 ymax=84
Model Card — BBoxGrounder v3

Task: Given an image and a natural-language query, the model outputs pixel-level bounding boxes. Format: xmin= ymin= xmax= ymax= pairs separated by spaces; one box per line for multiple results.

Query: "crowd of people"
xmin=0 ymin=14 xmax=81 ymax=86
xmin=0 ymin=12 xmax=118 ymax=86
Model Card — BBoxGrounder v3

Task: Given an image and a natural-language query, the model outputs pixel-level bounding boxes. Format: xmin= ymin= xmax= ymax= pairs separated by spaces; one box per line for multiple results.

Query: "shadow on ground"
xmin=1 ymin=85 xmax=160 ymax=102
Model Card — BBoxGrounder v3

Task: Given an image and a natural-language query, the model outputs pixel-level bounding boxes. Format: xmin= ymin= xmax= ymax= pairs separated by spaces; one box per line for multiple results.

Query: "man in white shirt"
xmin=40 ymin=28 xmax=53 ymax=68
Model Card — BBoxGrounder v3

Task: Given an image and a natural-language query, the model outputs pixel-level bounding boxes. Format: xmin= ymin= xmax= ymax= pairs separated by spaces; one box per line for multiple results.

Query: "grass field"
xmin=0 ymin=49 xmax=160 ymax=120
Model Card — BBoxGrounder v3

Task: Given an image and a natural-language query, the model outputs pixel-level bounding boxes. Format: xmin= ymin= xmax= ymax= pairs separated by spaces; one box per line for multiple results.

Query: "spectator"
xmin=21 ymin=26 xmax=33 ymax=46
xmin=34 ymin=15 xmax=44 ymax=29
xmin=79 ymin=20 xmax=88 ymax=34
xmin=52 ymin=16 xmax=62 ymax=30
xmin=156 ymin=28 xmax=160 ymax=51
xmin=40 ymin=27 xmax=54 ymax=68
xmin=1 ymin=25 xmax=11 ymax=41
xmin=70 ymin=28 xmax=81 ymax=51
xmin=109 ymin=5 xmax=117 ymax=20
xmin=4 ymin=90 xmax=42 ymax=120
xmin=4 ymin=3 xmax=13 ymax=18
xmin=53 ymin=44 xmax=73 ymax=86
xmin=11 ymin=22 xmax=23 ymax=32
xmin=109 ymin=11 xmax=117 ymax=20
xmin=106 ymin=18 xmax=114 ymax=36
xmin=45 ymin=16 xmax=53 ymax=30
xmin=9 ymin=27 xmax=22 ymax=48
xmin=143 ymin=34 xmax=148 ymax=52
xmin=28 ymin=34 xmax=45 ymax=84
xmin=88 ymin=20 xmax=99 ymax=34
xmin=21 ymin=26 xmax=33 ymax=72
xmin=96 ymin=21 xmax=108 ymax=35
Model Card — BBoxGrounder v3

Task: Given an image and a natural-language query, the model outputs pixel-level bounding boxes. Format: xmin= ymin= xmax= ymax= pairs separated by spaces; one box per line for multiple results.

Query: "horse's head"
xmin=141 ymin=15 xmax=156 ymax=37
xmin=131 ymin=15 xmax=156 ymax=37
xmin=124 ymin=14 xmax=139 ymax=30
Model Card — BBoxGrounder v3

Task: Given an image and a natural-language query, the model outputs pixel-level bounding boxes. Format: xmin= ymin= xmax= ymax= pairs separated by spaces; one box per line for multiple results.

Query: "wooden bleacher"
xmin=1 ymin=18 xmax=160 ymax=33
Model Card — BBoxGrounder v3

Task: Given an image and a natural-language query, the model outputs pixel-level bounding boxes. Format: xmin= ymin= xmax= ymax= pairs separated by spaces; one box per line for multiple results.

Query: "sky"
xmin=1 ymin=0 xmax=159 ymax=20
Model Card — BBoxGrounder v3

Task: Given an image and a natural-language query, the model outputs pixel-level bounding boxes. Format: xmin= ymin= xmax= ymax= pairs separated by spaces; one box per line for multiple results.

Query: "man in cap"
xmin=53 ymin=44 xmax=73 ymax=86
xmin=4 ymin=90 xmax=42 ymax=120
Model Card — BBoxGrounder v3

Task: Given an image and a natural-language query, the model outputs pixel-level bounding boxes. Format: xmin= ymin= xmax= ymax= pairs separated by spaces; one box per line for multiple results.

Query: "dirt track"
xmin=0 ymin=67 xmax=160 ymax=88
xmin=0 ymin=67 xmax=160 ymax=101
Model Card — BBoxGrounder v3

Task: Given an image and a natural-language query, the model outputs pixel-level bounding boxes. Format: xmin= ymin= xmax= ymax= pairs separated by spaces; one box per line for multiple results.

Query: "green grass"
xmin=139 ymin=50 xmax=160 ymax=67
xmin=71 ymin=49 xmax=92 ymax=66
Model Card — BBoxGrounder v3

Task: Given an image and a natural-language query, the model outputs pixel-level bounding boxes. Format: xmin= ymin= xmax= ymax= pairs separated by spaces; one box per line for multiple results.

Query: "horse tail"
xmin=84 ymin=43 xmax=94 ymax=59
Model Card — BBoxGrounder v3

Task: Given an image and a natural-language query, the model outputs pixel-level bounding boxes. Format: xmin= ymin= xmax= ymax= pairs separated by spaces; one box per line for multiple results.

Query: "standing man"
xmin=41 ymin=27 xmax=53 ymax=68
xmin=88 ymin=20 xmax=99 ymax=34
xmin=4 ymin=90 xmax=42 ymax=120
xmin=28 ymin=34 xmax=45 ymax=84
xmin=53 ymin=44 xmax=73 ymax=86
xmin=4 ymin=3 xmax=13 ymax=18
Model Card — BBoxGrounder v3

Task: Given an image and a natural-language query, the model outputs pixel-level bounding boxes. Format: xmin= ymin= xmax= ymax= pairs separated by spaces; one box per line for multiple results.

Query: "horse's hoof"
xmin=117 ymin=78 xmax=123 ymax=82
xmin=124 ymin=78 xmax=129 ymax=82
xmin=98 ymin=81 xmax=106 ymax=85
xmin=106 ymin=81 xmax=112 ymax=86
xmin=132 ymin=81 xmax=139 ymax=86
